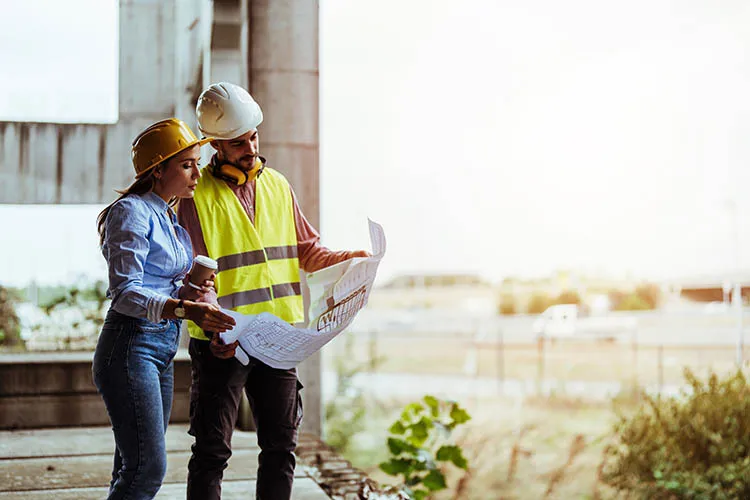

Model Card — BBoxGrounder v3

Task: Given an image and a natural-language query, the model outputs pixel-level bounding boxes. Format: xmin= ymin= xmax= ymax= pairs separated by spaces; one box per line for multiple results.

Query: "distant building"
xmin=371 ymin=273 xmax=495 ymax=314
xmin=382 ymin=273 xmax=491 ymax=289
xmin=664 ymin=273 xmax=750 ymax=304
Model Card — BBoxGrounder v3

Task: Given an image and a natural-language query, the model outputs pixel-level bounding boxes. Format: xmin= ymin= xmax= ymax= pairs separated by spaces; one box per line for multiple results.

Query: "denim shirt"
xmin=102 ymin=192 xmax=193 ymax=322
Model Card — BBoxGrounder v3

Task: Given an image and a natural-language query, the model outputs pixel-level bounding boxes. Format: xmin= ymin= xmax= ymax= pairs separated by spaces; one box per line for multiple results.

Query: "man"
xmin=178 ymin=82 xmax=369 ymax=500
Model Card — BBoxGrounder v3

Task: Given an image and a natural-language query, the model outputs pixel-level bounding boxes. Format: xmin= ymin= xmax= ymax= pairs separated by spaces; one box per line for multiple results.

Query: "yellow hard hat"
xmin=131 ymin=118 xmax=209 ymax=178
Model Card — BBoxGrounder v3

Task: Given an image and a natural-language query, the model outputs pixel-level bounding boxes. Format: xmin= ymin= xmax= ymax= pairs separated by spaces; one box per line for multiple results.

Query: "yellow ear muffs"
xmin=211 ymin=156 xmax=266 ymax=186
xmin=213 ymin=163 xmax=249 ymax=185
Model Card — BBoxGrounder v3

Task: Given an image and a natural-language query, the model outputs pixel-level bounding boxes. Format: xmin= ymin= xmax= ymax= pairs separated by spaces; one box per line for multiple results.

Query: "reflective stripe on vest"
xmin=187 ymin=167 xmax=304 ymax=340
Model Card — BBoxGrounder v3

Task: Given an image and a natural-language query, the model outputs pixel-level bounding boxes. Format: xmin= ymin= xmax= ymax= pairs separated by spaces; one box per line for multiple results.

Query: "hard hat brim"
xmin=134 ymin=137 xmax=212 ymax=179
xmin=198 ymin=123 xmax=258 ymax=142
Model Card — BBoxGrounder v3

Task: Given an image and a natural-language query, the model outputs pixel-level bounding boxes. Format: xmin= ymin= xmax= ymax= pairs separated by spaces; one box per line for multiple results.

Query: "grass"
xmin=330 ymin=393 xmax=626 ymax=499
xmin=323 ymin=330 xmax=750 ymax=499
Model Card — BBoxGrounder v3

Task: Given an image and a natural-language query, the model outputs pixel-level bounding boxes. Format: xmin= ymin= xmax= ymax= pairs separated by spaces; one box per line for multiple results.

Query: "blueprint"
xmin=219 ymin=219 xmax=385 ymax=369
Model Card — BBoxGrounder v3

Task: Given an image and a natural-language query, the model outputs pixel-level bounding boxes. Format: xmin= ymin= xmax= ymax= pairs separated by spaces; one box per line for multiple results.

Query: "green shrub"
xmin=602 ymin=368 xmax=750 ymax=499
xmin=379 ymin=395 xmax=471 ymax=500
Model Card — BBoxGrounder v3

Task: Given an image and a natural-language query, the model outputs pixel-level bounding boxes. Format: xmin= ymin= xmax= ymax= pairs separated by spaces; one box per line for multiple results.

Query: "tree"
xmin=527 ymin=292 xmax=554 ymax=315
xmin=635 ymin=283 xmax=661 ymax=309
xmin=497 ymin=294 xmax=517 ymax=315
xmin=612 ymin=293 xmax=651 ymax=311
xmin=610 ymin=284 xmax=661 ymax=311
xmin=555 ymin=289 xmax=582 ymax=306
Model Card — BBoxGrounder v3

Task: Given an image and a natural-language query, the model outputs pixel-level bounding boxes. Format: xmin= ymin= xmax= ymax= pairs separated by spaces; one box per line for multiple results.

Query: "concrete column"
xmin=248 ymin=0 xmax=321 ymax=436
xmin=210 ymin=0 xmax=249 ymax=87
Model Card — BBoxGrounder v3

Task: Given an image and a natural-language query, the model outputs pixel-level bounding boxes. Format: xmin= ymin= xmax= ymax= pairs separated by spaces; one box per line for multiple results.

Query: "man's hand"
xmin=209 ymin=333 xmax=239 ymax=359
xmin=350 ymin=250 xmax=372 ymax=258
xmin=179 ymin=272 xmax=217 ymax=302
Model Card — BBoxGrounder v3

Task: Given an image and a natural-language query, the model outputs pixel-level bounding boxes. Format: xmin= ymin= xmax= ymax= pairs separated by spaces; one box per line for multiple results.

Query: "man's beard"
xmin=221 ymin=154 xmax=257 ymax=172
xmin=237 ymin=155 xmax=257 ymax=170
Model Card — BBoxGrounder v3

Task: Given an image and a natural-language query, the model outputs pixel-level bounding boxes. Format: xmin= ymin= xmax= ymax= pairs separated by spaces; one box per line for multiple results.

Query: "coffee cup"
xmin=188 ymin=255 xmax=218 ymax=290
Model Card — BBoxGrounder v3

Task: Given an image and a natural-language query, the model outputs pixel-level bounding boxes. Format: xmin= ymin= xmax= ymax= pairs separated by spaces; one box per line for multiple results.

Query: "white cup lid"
xmin=193 ymin=255 xmax=218 ymax=269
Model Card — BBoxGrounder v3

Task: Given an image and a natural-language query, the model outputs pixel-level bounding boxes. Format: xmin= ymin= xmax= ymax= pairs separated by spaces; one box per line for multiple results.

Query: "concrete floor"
xmin=0 ymin=425 xmax=331 ymax=499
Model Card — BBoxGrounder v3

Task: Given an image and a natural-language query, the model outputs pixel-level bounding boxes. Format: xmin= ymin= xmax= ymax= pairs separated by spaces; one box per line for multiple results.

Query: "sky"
xmin=1 ymin=0 xmax=750 ymax=286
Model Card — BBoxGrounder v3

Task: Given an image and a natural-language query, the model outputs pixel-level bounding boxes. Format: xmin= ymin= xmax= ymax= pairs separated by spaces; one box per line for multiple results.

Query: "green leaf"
xmin=449 ymin=404 xmax=471 ymax=425
xmin=436 ymin=445 xmax=456 ymax=461
xmin=411 ymin=457 xmax=429 ymax=471
xmin=409 ymin=418 xmax=433 ymax=444
xmin=406 ymin=435 xmax=426 ymax=449
xmin=413 ymin=489 xmax=429 ymax=500
xmin=664 ymin=480 xmax=681 ymax=490
xmin=388 ymin=437 xmax=418 ymax=455
xmin=406 ymin=475 xmax=422 ymax=486
xmin=436 ymin=445 xmax=469 ymax=469
xmin=402 ymin=403 xmax=425 ymax=420
xmin=423 ymin=395 xmax=440 ymax=417
xmin=379 ymin=458 xmax=412 ymax=476
xmin=389 ymin=421 xmax=407 ymax=435
xmin=422 ymin=469 xmax=447 ymax=491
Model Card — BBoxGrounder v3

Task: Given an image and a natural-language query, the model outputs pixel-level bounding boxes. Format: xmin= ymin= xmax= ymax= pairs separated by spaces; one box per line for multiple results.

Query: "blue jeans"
xmin=93 ymin=309 xmax=181 ymax=500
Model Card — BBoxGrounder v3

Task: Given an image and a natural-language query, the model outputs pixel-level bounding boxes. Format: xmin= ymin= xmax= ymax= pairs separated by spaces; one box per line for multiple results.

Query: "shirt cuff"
xmin=147 ymin=294 xmax=170 ymax=323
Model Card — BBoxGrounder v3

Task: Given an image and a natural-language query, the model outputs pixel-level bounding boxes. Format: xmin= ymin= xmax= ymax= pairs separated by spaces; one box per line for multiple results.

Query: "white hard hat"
xmin=195 ymin=82 xmax=263 ymax=140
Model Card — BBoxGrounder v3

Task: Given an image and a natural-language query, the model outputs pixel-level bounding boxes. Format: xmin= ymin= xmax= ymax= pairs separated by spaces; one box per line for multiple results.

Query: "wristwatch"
xmin=174 ymin=300 xmax=186 ymax=319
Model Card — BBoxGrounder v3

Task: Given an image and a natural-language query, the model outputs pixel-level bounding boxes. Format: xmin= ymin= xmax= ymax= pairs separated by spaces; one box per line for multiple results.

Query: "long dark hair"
xmin=96 ymin=171 xmax=157 ymax=247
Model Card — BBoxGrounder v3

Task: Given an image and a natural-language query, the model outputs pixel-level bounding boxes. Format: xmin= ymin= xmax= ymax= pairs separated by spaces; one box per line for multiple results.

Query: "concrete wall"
xmin=0 ymin=0 xmax=208 ymax=205
xmin=0 ymin=353 xmax=192 ymax=429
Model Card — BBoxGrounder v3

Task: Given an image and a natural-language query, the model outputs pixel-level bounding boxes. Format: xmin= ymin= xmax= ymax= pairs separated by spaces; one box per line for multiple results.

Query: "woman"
xmin=93 ymin=118 xmax=235 ymax=499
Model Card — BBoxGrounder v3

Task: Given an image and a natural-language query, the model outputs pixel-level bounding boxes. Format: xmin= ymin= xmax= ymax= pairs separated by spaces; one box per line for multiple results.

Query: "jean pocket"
xmin=134 ymin=318 xmax=171 ymax=334
xmin=92 ymin=323 xmax=125 ymax=377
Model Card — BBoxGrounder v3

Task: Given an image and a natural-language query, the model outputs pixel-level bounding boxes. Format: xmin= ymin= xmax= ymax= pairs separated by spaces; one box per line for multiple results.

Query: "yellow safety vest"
xmin=187 ymin=167 xmax=304 ymax=340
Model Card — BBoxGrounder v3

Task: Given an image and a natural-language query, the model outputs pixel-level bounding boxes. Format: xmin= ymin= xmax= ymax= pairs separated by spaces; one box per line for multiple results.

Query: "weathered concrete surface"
xmin=0 ymin=0 xmax=207 ymax=205
xmin=0 ymin=351 xmax=192 ymax=430
xmin=0 ymin=479 xmax=329 ymax=500
xmin=0 ymin=424 xmax=330 ymax=499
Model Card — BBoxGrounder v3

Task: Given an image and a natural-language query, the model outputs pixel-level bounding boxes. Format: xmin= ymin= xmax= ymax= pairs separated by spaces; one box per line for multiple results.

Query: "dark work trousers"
xmin=186 ymin=337 xmax=303 ymax=500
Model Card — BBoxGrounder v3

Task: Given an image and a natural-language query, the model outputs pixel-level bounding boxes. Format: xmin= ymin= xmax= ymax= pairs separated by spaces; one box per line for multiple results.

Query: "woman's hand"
xmin=185 ymin=302 xmax=235 ymax=333
xmin=179 ymin=272 xmax=217 ymax=301
xmin=350 ymin=250 xmax=372 ymax=258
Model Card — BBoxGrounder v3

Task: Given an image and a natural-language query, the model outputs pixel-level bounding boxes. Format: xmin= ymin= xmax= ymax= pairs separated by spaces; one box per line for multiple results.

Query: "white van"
xmin=532 ymin=304 xmax=637 ymax=342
